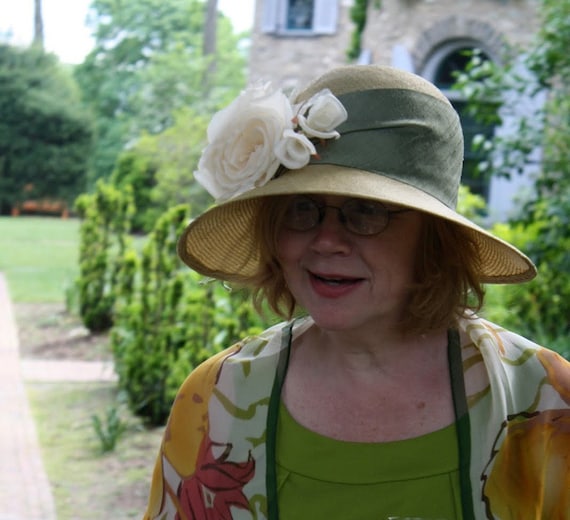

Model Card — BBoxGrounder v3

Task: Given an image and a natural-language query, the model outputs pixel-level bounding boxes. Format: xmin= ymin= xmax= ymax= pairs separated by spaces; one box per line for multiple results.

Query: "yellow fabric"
xmin=143 ymin=346 xmax=241 ymax=519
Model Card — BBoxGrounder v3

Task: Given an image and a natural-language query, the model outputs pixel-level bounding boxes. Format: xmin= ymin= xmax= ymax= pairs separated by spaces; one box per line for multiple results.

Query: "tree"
xmin=0 ymin=45 xmax=93 ymax=213
xmin=455 ymin=0 xmax=570 ymax=347
xmin=109 ymin=106 xmax=211 ymax=232
xmin=203 ymin=0 xmax=218 ymax=89
xmin=74 ymin=0 xmax=247 ymax=186
xmin=33 ymin=0 xmax=44 ymax=49
xmin=130 ymin=106 xmax=212 ymax=230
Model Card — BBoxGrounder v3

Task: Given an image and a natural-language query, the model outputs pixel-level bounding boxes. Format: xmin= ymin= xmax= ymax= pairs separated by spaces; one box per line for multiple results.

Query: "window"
xmin=287 ymin=0 xmax=314 ymax=30
xmin=262 ymin=0 xmax=338 ymax=36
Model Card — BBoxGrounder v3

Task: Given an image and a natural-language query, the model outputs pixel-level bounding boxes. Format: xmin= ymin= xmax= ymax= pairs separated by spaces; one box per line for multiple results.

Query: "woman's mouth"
xmin=309 ymin=272 xmax=364 ymax=297
xmin=313 ymin=274 xmax=359 ymax=285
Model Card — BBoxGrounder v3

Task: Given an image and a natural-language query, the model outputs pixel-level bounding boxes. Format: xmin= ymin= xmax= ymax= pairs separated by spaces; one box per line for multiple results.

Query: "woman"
xmin=144 ymin=65 xmax=570 ymax=519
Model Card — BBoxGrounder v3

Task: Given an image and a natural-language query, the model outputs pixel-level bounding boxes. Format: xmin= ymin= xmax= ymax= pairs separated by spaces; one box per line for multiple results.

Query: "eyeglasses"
xmin=283 ymin=195 xmax=411 ymax=236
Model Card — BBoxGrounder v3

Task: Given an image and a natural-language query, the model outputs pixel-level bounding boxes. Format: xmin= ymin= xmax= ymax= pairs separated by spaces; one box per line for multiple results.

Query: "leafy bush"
xmin=457 ymin=184 xmax=487 ymax=223
xmin=75 ymin=180 xmax=135 ymax=332
xmin=0 ymin=44 xmax=93 ymax=213
xmin=110 ymin=204 xmax=272 ymax=425
xmin=111 ymin=150 xmax=158 ymax=233
xmin=456 ymin=184 xmax=569 ymax=357
xmin=483 ymin=220 xmax=569 ymax=358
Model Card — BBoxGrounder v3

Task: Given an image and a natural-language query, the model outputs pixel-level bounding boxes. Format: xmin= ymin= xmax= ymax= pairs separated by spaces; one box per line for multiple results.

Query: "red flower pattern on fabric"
xmin=176 ymin=438 xmax=255 ymax=520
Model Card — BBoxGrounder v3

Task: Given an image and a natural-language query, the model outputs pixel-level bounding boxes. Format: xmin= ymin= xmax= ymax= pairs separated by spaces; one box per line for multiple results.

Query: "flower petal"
xmin=274 ymin=129 xmax=316 ymax=170
xmin=297 ymin=89 xmax=347 ymax=138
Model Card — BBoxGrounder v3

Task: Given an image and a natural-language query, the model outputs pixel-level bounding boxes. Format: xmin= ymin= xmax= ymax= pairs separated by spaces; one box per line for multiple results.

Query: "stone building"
xmin=248 ymin=0 xmax=541 ymax=219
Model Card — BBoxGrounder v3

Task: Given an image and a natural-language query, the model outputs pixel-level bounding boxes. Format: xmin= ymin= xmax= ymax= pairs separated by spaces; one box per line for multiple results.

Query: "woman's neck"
xmin=282 ymin=322 xmax=455 ymax=442
xmin=302 ymin=321 xmax=448 ymax=375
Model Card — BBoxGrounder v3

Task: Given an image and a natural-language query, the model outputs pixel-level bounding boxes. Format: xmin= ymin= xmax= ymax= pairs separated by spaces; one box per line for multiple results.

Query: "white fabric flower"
xmin=296 ymin=89 xmax=348 ymax=139
xmin=195 ymin=83 xmax=294 ymax=201
xmin=194 ymin=83 xmax=347 ymax=201
xmin=274 ymin=129 xmax=317 ymax=169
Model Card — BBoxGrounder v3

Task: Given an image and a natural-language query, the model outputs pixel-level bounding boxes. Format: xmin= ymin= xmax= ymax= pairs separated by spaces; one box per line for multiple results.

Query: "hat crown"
xmin=294 ymin=65 xmax=451 ymax=105
xmin=292 ymin=65 xmax=464 ymax=209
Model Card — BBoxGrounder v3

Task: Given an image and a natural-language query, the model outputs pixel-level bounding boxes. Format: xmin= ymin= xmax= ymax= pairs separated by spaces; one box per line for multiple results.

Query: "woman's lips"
xmin=309 ymin=271 xmax=364 ymax=298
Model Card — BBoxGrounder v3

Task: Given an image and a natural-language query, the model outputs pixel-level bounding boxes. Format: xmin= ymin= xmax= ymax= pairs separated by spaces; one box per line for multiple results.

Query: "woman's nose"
xmin=310 ymin=208 xmax=352 ymax=254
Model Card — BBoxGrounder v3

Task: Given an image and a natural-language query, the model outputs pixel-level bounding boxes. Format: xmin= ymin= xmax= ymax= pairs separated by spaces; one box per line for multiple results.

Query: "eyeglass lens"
xmin=283 ymin=196 xmax=396 ymax=236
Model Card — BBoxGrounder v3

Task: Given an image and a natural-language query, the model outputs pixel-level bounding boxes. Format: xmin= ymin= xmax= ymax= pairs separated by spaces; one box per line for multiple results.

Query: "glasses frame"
xmin=283 ymin=195 xmax=412 ymax=236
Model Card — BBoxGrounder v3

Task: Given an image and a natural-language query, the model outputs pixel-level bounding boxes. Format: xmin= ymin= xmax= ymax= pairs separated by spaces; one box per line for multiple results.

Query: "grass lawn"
xmin=0 ymin=215 xmax=162 ymax=517
xmin=0 ymin=216 xmax=80 ymax=302
xmin=27 ymin=382 xmax=163 ymax=519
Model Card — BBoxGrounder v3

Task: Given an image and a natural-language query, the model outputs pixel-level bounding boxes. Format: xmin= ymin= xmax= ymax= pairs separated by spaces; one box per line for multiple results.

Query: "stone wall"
xmin=248 ymin=0 xmax=539 ymax=89
xmin=365 ymin=0 xmax=539 ymax=73
xmin=249 ymin=1 xmax=354 ymax=90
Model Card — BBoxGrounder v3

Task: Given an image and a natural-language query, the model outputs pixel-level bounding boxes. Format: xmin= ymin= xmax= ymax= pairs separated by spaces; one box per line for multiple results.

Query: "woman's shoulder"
xmin=179 ymin=318 xmax=305 ymax=390
xmin=456 ymin=316 xmax=570 ymax=427
xmin=458 ymin=314 xmax=543 ymax=354
xmin=458 ymin=314 xmax=570 ymax=392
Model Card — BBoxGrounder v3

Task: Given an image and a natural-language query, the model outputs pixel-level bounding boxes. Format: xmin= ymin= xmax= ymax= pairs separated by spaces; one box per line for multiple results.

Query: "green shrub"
xmin=455 ymin=187 xmax=569 ymax=358
xmin=75 ymin=180 xmax=135 ymax=333
xmin=111 ymin=150 xmax=158 ymax=233
xmin=483 ymin=220 xmax=569 ymax=358
xmin=110 ymin=204 xmax=273 ymax=425
xmin=456 ymin=184 xmax=487 ymax=223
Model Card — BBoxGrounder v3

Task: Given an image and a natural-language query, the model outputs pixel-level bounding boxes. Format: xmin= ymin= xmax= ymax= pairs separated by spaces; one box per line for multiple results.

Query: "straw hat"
xmin=178 ymin=65 xmax=536 ymax=284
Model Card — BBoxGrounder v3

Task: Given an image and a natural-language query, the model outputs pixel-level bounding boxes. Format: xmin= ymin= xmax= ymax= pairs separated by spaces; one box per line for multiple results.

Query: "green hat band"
xmin=309 ymin=89 xmax=464 ymax=209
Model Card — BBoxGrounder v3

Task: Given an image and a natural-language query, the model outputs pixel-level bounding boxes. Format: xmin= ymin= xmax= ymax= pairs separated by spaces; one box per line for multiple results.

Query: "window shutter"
xmin=261 ymin=0 xmax=279 ymax=33
xmin=312 ymin=0 xmax=338 ymax=35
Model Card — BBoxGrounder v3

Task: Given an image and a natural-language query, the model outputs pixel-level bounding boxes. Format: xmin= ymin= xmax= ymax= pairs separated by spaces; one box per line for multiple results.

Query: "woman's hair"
xmin=406 ymin=215 xmax=485 ymax=333
xmin=248 ymin=196 xmax=485 ymax=334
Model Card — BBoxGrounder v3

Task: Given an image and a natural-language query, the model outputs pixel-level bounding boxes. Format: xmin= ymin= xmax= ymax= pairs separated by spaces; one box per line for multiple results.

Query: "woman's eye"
xmin=349 ymin=200 xmax=384 ymax=216
xmin=293 ymin=198 xmax=317 ymax=213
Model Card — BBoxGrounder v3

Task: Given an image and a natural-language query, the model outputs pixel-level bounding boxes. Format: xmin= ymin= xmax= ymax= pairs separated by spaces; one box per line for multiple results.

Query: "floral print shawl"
xmin=143 ymin=316 xmax=570 ymax=520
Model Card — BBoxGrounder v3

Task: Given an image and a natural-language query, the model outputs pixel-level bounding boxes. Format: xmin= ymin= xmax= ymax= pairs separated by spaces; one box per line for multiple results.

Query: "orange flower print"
xmin=176 ymin=437 xmax=255 ymax=520
xmin=482 ymin=409 xmax=570 ymax=519
xmin=537 ymin=348 xmax=570 ymax=405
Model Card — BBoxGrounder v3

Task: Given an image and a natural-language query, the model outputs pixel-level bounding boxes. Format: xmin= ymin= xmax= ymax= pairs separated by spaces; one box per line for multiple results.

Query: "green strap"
xmin=266 ymin=321 xmax=293 ymax=520
xmin=448 ymin=329 xmax=475 ymax=520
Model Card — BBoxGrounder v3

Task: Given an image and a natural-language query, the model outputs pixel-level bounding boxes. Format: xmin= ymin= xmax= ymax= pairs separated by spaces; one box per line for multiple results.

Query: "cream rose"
xmin=195 ymin=84 xmax=347 ymax=201
xmin=274 ymin=129 xmax=317 ymax=170
xmin=195 ymin=83 xmax=294 ymax=201
xmin=297 ymin=89 xmax=348 ymax=139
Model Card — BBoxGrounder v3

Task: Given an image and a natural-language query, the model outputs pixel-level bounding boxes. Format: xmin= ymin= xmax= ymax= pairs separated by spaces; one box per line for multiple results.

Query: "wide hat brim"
xmin=178 ymin=164 xmax=536 ymax=284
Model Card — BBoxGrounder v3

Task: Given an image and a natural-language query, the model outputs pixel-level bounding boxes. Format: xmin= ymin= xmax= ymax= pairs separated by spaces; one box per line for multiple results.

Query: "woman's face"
xmin=276 ymin=194 xmax=424 ymax=334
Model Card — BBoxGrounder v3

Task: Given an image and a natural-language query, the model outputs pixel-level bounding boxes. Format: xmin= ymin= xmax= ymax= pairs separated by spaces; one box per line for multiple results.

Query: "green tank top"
xmin=276 ymin=402 xmax=463 ymax=520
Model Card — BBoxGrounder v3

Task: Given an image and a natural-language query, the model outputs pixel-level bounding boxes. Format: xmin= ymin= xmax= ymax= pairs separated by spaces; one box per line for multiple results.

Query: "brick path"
xmin=0 ymin=273 xmax=117 ymax=519
xmin=0 ymin=273 xmax=56 ymax=519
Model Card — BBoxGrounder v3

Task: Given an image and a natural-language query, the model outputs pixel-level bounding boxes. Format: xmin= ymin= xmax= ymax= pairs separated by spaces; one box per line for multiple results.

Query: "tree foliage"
xmin=0 ymin=45 xmax=92 ymax=212
xmin=110 ymin=149 xmax=157 ymax=233
xmin=111 ymin=106 xmax=212 ymax=232
xmin=74 ymin=0 xmax=247 ymax=185
xmin=455 ymin=0 xmax=570 ymax=347
xmin=347 ymin=0 xmax=382 ymax=61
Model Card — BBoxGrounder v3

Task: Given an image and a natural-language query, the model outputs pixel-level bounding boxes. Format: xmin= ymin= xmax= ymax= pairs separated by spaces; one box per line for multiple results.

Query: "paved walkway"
xmin=20 ymin=359 xmax=116 ymax=383
xmin=0 ymin=273 xmax=116 ymax=520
